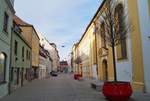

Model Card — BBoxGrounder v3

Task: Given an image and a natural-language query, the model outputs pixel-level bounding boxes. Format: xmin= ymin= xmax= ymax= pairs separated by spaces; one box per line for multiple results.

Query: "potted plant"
xmin=99 ymin=0 xmax=133 ymax=100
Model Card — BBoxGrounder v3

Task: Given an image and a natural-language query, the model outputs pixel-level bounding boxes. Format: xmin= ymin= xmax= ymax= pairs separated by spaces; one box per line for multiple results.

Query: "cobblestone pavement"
xmin=1 ymin=73 xmax=150 ymax=101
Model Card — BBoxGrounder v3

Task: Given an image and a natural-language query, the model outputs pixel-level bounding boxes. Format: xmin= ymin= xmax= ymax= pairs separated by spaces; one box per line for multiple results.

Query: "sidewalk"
xmin=130 ymin=92 xmax=150 ymax=101
xmin=81 ymin=77 xmax=150 ymax=101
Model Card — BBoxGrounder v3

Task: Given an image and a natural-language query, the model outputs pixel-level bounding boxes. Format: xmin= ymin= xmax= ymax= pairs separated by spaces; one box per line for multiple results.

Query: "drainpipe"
xmin=8 ymin=27 xmax=13 ymax=94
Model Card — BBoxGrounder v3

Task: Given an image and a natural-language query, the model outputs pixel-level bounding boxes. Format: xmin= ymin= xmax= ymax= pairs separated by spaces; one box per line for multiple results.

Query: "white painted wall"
xmin=137 ymin=0 xmax=150 ymax=93
xmin=116 ymin=0 xmax=133 ymax=82
xmin=92 ymin=65 xmax=98 ymax=80
xmin=116 ymin=41 xmax=133 ymax=82
xmin=37 ymin=32 xmax=54 ymax=72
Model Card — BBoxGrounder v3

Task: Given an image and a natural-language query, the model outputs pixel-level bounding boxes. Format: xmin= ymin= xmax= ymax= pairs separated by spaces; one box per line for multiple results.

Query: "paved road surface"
xmin=1 ymin=74 xmax=106 ymax=101
xmin=1 ymin=74 xmax=150 ymax=101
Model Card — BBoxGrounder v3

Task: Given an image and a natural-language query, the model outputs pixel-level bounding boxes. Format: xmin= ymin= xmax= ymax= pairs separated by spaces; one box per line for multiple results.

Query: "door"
xmin=102 ymin=60 xmax=108 ymax=81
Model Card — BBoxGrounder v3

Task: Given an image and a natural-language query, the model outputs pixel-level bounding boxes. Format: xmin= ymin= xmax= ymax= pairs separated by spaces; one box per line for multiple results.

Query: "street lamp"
xmin=61 ymin=45 xmax=65 ymax=48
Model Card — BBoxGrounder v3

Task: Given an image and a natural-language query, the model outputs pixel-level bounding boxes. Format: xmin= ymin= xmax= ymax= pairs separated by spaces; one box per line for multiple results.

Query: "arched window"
xmin=115 ymin=4 xmax=127 ymax=60
xmin=0 ymin=52 xmax=6 ymax=83
xmin=100 ymin=22 xmax=106 ymax=48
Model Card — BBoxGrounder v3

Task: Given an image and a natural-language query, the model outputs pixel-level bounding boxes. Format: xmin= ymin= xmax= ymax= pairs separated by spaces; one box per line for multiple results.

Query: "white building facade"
xmin=137 ymin=0 xmax=150 ymax=93
xmin=114 ymin=0 xmax=150 ymax=93
xmin=37 ymin=33 xmax=59 ymax=73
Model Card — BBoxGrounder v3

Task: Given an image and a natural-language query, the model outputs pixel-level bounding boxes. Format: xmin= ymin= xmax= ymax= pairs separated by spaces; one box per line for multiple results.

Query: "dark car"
xmin=50 ymin=71 xmax=58 ymax=76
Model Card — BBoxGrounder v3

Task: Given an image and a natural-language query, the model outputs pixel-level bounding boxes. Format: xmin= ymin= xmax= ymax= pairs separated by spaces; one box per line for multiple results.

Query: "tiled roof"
xmin=13 ymin=15 xmax=32 ymax=26
xmin=13 ymin=15 xmax=40 ymax=40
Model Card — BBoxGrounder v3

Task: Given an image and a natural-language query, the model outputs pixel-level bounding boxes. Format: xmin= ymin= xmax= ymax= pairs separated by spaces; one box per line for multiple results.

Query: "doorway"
xmin=102 ymin=60 xmax=108 ymax=81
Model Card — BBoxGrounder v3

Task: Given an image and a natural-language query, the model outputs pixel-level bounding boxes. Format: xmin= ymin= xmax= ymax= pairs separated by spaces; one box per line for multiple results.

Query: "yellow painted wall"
xmin=128 ymin=0 xmax=145 ymax=92
xmin=72 ymin=44 xmax=77 ymax=74
xmin=20 ymin=27 xmax=32 ymax=47
xmin=94 ymin=2 xmax=114 ymax=81
xmin=21 ymin=26 xmax=40 ymax=68
xmin=32 ymin=29 xmax=39 ymax=67
xmin=76 ymin=23 xmax=96 ymax=78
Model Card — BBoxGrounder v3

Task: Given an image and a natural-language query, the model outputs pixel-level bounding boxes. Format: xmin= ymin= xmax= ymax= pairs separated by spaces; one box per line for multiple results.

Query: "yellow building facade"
xmin=72 ymin=0 xmax=150 ymax=93
xmin=72 ymin=23 xmax=99 ymax=79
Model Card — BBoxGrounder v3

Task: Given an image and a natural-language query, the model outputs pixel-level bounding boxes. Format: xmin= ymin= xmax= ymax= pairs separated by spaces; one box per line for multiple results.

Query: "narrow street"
xmin=1 ymin=74 xmax=105 ymax=101
xmin=1 ymin=74 xmax=150 ymax=101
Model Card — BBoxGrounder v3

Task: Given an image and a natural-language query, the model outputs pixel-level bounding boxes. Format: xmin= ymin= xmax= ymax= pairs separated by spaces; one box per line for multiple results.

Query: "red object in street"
xmin=74 ymin=74 xmax=78 ymax=80
xmin=102 ymin=81 xmax=132 ymax=101
xmin=74 ymin=74 xmax=82 ymax=80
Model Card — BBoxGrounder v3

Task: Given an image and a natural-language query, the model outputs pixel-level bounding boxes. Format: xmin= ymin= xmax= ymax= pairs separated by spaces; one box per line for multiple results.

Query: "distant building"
xmin=0 ymin=0 xmax=15 ymax=98
xmin=37 ymin=32 xmax=53 ymax=74
xmin=39 ymin=45 xmax=52 ymax=79
xmin=49 ymin=43 xmax=60 ymax=71
xmin=59 ymin=61 xmax=69 ymax=72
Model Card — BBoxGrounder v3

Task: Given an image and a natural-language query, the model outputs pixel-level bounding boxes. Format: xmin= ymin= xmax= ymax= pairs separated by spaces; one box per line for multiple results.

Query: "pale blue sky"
xmin=14 ymin=0 xmax=102 ymax=60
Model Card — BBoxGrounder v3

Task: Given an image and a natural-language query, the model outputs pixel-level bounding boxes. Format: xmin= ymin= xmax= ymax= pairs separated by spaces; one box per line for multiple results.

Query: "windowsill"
xmin=117 ymin=57 xmax=128 ymax=62
xmin=0 ymin=81 xmax=7 ymax=85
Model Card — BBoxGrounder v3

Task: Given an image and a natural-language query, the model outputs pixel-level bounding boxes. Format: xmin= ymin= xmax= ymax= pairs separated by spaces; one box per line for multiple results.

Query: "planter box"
xmin=102 ymin=81 xmax=132 ymax=101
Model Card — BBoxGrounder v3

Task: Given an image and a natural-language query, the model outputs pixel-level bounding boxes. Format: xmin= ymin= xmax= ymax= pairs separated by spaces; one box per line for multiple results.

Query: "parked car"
xmin=50 ymin=71 xmax=58 ymax=76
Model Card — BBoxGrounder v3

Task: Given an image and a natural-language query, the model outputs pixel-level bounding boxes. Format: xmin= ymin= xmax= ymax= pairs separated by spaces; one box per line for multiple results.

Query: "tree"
xmin=100 ymin=0 xmax=132 ymax=81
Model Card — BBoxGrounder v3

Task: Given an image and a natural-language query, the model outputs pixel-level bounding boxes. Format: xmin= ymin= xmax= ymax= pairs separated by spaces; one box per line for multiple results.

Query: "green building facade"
xmin=10 ymin=21 xmax=32 ymax=92
xmin=0 ymin=0 xmax=15 ymax=98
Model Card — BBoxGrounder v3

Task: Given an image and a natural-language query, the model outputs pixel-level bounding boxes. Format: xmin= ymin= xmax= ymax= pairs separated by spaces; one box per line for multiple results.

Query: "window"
xmin=26 ymin=50 xmax=30 ymax=60
xmin=14 ymin=40 xmax=18 ymax=55
xmin=0 ymin=53 xmax=6 ymax=84
xmin=3 ymin=12 xmax=9 ymax=33
xmin=100 ymin=22 xmax=106 ymax=48
xmin=115 ymin=4 xmax=127 ymax=60
xmin=26 ymin=50 xmax=28 ymax=60
xmin=22 ymin=47 xmax=24 ymax=61
xmin=29 ymin=51 xmax=30 ymax=60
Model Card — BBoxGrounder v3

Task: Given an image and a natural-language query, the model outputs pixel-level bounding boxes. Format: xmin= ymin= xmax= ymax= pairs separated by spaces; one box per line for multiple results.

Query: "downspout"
xmin=9 ymin=27 xmax=13 ymax=94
